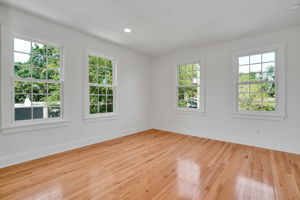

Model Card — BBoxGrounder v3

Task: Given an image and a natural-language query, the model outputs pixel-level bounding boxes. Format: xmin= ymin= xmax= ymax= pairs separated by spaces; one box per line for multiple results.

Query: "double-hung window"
xmin=86 ymin=51 xmax=117 ymax=118
xmin=233 ymin=44 xmax=286 ymax=119
xmin=176 ymin=61 xmax=204 ymax=113
xmin=13 ymin=37 xmax=63 ymax=122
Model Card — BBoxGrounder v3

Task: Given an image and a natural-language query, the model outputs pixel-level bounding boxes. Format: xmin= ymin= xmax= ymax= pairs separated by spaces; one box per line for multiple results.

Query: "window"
xmin=233 ymin=44 xmax=286 ymax=119
xmin=176 ymin=61 xmax=204 ymax=113
xmin=13 ymin=37 xmax=63 ymax=121
xmin=86 ymin=52 xmax=117 ymax=117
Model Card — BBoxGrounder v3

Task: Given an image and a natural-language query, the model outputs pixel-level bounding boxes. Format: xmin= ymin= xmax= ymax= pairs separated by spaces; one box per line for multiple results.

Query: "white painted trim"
xmin=153 ymin=125 xmax=300 ymax=155
xmin=0 ymin=126 xmax=151 ymax=168
xmin=232 ymin=43 xmax=286 ymax=120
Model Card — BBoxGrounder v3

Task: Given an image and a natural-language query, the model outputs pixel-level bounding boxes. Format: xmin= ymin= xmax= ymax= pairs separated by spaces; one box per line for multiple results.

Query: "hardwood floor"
xmin=0 ymin=129 xmax=299 ymax=200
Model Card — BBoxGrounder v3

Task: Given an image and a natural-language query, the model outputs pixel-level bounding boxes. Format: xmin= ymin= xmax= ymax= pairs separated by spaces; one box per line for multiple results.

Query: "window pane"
xmin=239 ymin=100 xmax=251 ymax=111
xmin=99 ymin=95 xmax=106 ymax=104
xmin=32 ymin=95 xmax=46 ymax=105
xmin=107 ymin=95 xmax=113 ymax=104
xmin=178 ymin=87 xmax=186 ymax=108
xmin=239 ymin=93 xmax=249 ymax=100
xmin=107 ymin=104 xmax=113 ymax=112
xmin=89 ymin=65 xmax=97 ymax=75
xmin=32 ymin=82 xmax=47 ymax=94
xmin=193 ymin=63 xmax=200 ymax=71
xmin=98 ymin=76 xmax=107 ymax=84
xmin=47 ymin=46 xmax=60 ymax=59
xmin=89 ymin=56 xmax=97 ymax=65
xmin=249 ymin=73 xmax=262 ymax=81
xmin=186 ymin=64 xmax=193 ymax=71
xmin=239 ymin=84 xmax=249 ymax=93
xmin=48 ymin=106 xmax=61 ymax=118
xmin=90 ymin=105 xmax=98 ymax=114
xmin=89 ymin=86 xmax=98 ymax=94
xmin=239 ymin=65 xmax=249 ymax=74
xmin=90 ymin=95 xmax=98 ymax=104
xmin=89 ymin=75 xmax=97 ymax=83
xmin=14 ymin=52 xmax=31 ymax=67
xmin=98 ymin=57 xmax=105 ymax=66
xmin=250 ymin=54 xmax=261 ymax=64
xmin=32 ymin=68 xmax=47 ymax=80
xmin=32 ymin=42 xmax=46 ymax=55
xmin=262 ymin=72 xmax=275 ymax=81
xmin=262 ymin=52 xmax=275 ymax=63
xmin=262 ymin=62 xmax=275 ymax=73
xmin=48 ymin=83 xmax=61 ymax=94
xmin=14 ymin=38 xmax=31 ymax=53
xmin=186 ymin=86 xmax=200 ymax=108
xmin=48 ymin=58 xmax=61 ymax=69
xmin=250 ymin=83 xmax=262 ymax=93
xmin=15 ymin=95 xmax=32 ymax=121
xmin=262 ymin=83 xmax=275 ymax=95
xmin=32 ymin=55 xmax=46 ymax=68
xmin=98 ymin=67 xmax=105 ymax=76
xmin=261 ymin=102 xmax=275 ymax=111
xmin=106 ymin=68 xmax=113 ymax=77
xmin=47 ymin=95 xmax=60 ymax=106
xmin=179 ymin=65 xmax=187 ymax=73
xmin=239 ymin=73 xmax=249 ymax=82
xmin=250 ymin=64 xmax=261 ymax=73
xmin=99 ymin=87 xmax=106 ymax=95
xmin=239 ymin=56 xmax=249 ymax=65
xmin=15 ymin=81 xmax=32 ymax=94
xmin=99 ymin=104 xmax=106 ymax=113
xmin=47 ymin=69 xmax=60 ymax=80
xmin=15 ymin=66 xmax=31 ymax=78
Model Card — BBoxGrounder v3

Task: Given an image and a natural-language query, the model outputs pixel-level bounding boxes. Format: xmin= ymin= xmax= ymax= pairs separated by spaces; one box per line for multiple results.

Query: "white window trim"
xmin=83 ymin=48 xmax=119 ymax=122
xmin=232 ymin=43 xmax=286 ymax=120
xmin=0 ymin=25 xmax=69 ymax=134
xmin=174 ymin=59 xmax=205 ymax=114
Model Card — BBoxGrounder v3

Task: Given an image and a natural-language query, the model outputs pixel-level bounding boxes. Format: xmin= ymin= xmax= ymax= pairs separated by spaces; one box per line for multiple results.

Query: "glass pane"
xmin=250 ymin=64 xmax=261 ymax=73
xmin=15 ymin=81 xmax=32 ymax=94
xmin=106 ymin=68 xmax=113 ymax=77
xmin=89 ymin=75 xmax=97 ymax=83
xmin=262 ymin=62 xmax=275 ymax=73
xmin=262 ymin=92 xmax=275 ymax=101
xmin=107 ymin=104 xmax=113 ymax=112
xmin=15 ymin=94 xmax=32 ymax=121
xmin=250 ymin=54 xmax=261 ymax=64
xmin=178 ymin=87 xmax=186 ymax=108
xmin=107 ymin=77 xmax=112 ymax=85
xmin=261 ymin=102 xmax=275 ymax=111
xmin=249 ymin=73 xmax=262 ymax=81
xmin=262 ymin=72 xmax=275 ymax=81
xmin=32 ymin=42 xmax=46 ymax=55
xmin=99 ymin=95 xmax=106 ymax=104
xmin=47 ymin=95 xmax=60 ymax=105
xmin=89 ymin=56 xmax=97 ymax=65
xmin=48 ymin=58 xmax=60 ymax=69
xmin=107 ymin=87 xmax=113 ymax=95
xmin=89 ymin=65 xmax=97 ymax=75
xmin=99 ymin=87 xmax=106 ymax=95
xmin=48 ymin=106 xmax=61 ymax=118
xmin=186 ymin=64 xmax=193 ymax=71
xmin=179 ymin=65 xmax=186 ymax=73
xmin=90 ymin=95 xmax=98 ymax=104
xmin=14 ymin=52 xmax=31 ymax=67
xmin=89 ymin=86 xmax=98 ymax=94
xmin=262 ymin=83 xmax=275 ymax=95
xmin=106 ymin=60 xmax=113 ymax=68
xmin=47 ymin=69 xmax=60 ymax=81
xmin=98 ymin=57 xmax=105 ymax=66
xmin=178 ymin=72 xmax=186 ymax=86
xmin=239 ymin=100 xmax=251 ymax=111
xmin=14 ymin=38 xmax=31 ymax=53
xmin=250 ymin=83 xmax=262 ymax=93
xmin=262 ymin=52 xmax=275 ymax=63
xmin=107 ymin=95 xmax=113 ymax=104
xmin=239 ymin=65 xmax=249 ymax=74
xmin=32 ymin=68 xmax=47 ymax=80
xmin=32 ymin=95 xmax=46 ymax=105
xmin=15 ymin=66 xmax=31 ymax=78
xmin=239 ymin=56 xmax=249 ymax=65
xmin=47 ymin=46 xmax=60 ymax=59
xmin=98 ymin=67 xmax=105 ymax=76
xmin=32 ymin=82 xmax=47 ymax=94
xmin=48 ymin=83 xmax=61 ymax=94
xmin=186 ymin=86 xmax=200 ymax=108
xmin=98 ymin=76 xmax=107 ymax=84
xmin=193 ymin=63 xmax=200 ymax=71
xmin=239 ymin=93 xmax=249 ymax=100
xmin=90 ymin=105 xmax=98 ymax=114
xmin=99 ymin=104 xmax=106 ymax=113
xmin=32 ymin=55 xmax=46 ymax=68
xmin=239 ymin=73 xmax=249 ymax=82
xmin=239 ymin=84 xmax=249 ymax=93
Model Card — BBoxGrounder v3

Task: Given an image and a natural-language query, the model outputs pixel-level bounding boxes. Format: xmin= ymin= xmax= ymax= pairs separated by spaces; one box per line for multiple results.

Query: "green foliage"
xmin=89 ymin=86 xmax=114 ymax=114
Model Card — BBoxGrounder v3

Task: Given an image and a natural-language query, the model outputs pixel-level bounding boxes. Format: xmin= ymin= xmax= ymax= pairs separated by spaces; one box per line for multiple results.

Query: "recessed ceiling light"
xmin=124 ymin=28 xmax=132 ymax=33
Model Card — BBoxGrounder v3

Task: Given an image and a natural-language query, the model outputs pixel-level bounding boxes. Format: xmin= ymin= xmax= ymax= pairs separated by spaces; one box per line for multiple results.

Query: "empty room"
xmin=0 ymin=0 xmax=300 ymax=199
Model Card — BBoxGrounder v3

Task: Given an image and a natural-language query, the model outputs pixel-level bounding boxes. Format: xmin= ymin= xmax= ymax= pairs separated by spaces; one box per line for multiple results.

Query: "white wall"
xmin=151 ymin=26 xmax=300 ymax=154
xmin=0 ymin=5 xmax=152 ymax=168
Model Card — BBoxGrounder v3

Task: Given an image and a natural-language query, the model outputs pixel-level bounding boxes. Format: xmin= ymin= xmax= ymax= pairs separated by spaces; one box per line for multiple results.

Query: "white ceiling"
xmin=1 ymin=0 xmax=300 ymax=56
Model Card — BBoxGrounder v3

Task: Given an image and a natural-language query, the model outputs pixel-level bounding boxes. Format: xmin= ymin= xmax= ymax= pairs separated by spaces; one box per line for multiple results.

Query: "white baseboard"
xmin=153 ymin=124 xmax=300 ymax=155
xmin=0 ymin=126 xmax=151 ymax=168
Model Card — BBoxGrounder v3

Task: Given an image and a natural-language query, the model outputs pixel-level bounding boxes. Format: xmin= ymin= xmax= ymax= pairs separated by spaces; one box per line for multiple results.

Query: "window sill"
xmin=232 ymin=112 xmax=286 ymax=121
xmin=84 ymin=113 xmax=120 ymax=123
xmin=1 ymin=119 xmax=70 ymax=135
xmin=173 ymin=108 xmax=205 ymax=115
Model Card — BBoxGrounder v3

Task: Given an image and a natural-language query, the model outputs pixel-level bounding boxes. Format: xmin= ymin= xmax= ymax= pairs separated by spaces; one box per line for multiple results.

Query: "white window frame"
xmin=0 ymin=25 xmax=69 ymax=134
xmin=174 ymin=59 xmax=205 ymax=114
xmin=232 ymin=43 xmax=286 ymax=120
xmin=83 ymin=48 xmax=119 ymax=122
